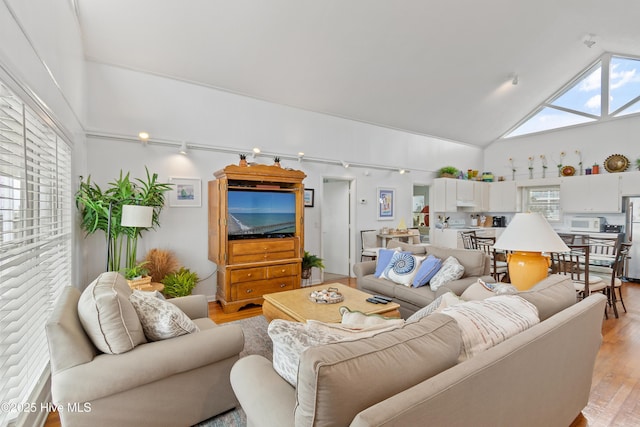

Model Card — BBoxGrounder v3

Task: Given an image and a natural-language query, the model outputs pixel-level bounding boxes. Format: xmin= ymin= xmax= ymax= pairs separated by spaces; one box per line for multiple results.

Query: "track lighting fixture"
xmin=511 ymin=74 xmax=519 ymax=86
xmin=138 ymin=131 xmax=150 ymax=145
xmin=297 ymin=152 xmax=305 ymax=162
xmin=179 ymin=141 xmax=188 ymax=155
xmin=342 ymin=161 xmax=350 ymax=168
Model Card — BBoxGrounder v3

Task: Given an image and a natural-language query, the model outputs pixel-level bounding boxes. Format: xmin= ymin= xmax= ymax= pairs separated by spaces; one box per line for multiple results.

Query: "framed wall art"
xmin=377 ymin=187 xmax=395 ymax=220
xmin=304 ymin=188 xmax=315 ymax=207
xmin=169 ymin=177 xmax=201 ymax=207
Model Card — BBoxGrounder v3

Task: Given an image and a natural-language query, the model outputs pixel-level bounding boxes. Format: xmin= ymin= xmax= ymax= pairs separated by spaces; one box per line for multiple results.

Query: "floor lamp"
xmin=106 ymin=203 xmax=153 ymax=271
xmin=493 ymin=212 xmax=569 ymax=290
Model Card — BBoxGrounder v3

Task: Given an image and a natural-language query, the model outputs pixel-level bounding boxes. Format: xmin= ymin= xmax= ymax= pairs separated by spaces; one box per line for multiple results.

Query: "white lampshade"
xmin=493 ymin=212 xmax=569 ymax=253
xmin=121 ymin=205 xmax=153 ymax=228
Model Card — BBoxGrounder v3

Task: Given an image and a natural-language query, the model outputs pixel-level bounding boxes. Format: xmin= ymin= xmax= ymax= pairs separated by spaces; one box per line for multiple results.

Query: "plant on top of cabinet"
xmin=438 ymin=166 xmax=459 ymax=178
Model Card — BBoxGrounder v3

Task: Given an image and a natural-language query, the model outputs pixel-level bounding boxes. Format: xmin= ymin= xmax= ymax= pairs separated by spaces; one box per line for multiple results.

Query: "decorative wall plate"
xmin=604 ymin=154 xmax=629 ymax=173
xmin=561 ymin=165 xmax=576 ymax=176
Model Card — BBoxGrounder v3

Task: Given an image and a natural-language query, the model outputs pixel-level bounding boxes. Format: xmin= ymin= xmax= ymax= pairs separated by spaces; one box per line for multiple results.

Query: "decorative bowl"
xmin=309 ymin=287 xmax=344 ymax=304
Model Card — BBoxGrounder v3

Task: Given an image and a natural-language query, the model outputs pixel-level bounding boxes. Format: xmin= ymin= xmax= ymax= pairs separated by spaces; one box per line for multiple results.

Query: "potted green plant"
xmin=302 ymin=251 xmax=325 ymax=279
xmin=438 ymin=166 xmax=459 ymax=178
xmin=161 ymin=267 xmax=199 ymax=298
xmin=123 ymin=261 xmax=152 ymax=289
xmin=75 ymin=167 xmax=172 ymax=272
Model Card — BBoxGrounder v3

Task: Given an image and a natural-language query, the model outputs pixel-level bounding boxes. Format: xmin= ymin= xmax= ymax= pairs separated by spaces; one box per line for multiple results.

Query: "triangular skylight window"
xmin=504 ymin=54 xmax=640 ymax=138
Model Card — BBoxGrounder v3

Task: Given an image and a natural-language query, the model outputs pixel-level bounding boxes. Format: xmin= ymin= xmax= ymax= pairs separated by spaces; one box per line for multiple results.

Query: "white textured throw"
xmin=440 ymin=295 xmax=540 ymax=361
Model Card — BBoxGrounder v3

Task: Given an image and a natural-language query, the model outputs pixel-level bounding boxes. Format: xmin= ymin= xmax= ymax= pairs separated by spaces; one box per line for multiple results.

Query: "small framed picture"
xmin=169 ymin=177 xmax=201 ymax=207
xmin=304 ymin=188 xmax=315 ymax=207
xmin=377 ymin=187 xmax=395 ymax=220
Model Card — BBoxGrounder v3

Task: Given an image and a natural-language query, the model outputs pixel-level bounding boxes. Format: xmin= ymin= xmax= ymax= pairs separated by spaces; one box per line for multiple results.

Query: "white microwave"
xmin=570 ymin=217 xmax=606 ymax=232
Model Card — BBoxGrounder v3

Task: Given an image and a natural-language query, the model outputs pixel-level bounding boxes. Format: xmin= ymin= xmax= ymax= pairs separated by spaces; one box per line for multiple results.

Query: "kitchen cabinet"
xmin=620 ymin=171 xmax=640 ymax=196
xmin=560 ymin=174 xmax=621 ymax=213
xmin=489 ymin=181 xmax=518 ymax=212
xmin=432 ymin=179 xmax=487 ymax=212
xmin=432 ymin=178 xmax=457 ymax=212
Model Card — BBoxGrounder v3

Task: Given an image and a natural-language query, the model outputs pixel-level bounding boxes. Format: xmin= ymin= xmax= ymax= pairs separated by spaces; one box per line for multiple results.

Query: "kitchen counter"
xmin=432 ymin=227 xmax=506 ymax=249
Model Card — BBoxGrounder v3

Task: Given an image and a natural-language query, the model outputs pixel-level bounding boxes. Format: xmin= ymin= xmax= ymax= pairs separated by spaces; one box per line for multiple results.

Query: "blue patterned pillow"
xmin=381 ymin=252 xmax=425 ymax=286
xmin=374 ymin=249 xmax=400 ymax=277
xmin=412 ymin=255 xmax=442 ymax=288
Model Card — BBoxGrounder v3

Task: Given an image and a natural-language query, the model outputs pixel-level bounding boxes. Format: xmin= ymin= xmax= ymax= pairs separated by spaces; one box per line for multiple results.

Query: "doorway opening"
xmin=321 ymin=177 xmax=355 ymax=281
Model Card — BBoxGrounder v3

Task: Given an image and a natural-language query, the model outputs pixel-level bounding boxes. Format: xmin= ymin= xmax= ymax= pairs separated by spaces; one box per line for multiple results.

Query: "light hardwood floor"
xmin=45 ymin=278 xmax=640 ymax=426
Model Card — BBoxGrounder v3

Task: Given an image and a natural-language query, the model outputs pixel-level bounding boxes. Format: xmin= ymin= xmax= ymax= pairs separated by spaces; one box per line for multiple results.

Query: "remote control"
xmin=366 ymin=297 xmax=379 ymax=304
xmin=373 ymin=295 xmax=392 ymax=302
xmin=372 ymin=297 xmax=389 ymax=304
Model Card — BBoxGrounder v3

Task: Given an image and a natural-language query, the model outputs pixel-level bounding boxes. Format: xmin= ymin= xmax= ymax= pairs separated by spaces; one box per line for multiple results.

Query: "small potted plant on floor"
xmin=161 ymin=267 xmax=199 ymax=298
xmin=302 ymin=251 xmax=325 ymax=279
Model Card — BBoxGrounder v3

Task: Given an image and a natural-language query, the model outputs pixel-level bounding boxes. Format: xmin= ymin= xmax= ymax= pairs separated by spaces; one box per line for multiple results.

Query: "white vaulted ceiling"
xmin=75 ymin=0 xmax=640 ymax=146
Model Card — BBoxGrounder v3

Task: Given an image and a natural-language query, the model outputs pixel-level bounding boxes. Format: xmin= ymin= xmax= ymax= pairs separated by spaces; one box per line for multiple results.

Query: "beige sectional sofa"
xmin=46 ymin=273 xmax=245 ymax=427
xmin=231 ymin=275 xmax=606 ymax=427
xmin=354 ymin=242 xmax=495 ymax=318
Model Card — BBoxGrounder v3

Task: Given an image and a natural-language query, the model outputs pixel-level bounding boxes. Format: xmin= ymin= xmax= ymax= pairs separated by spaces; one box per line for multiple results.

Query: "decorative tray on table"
xmin=309 ymin=287 xmax=344 ymax=304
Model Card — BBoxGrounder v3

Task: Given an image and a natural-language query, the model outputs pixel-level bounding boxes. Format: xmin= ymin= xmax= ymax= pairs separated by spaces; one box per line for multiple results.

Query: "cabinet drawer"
xmin=230 ymin=267 xmax=266 ymax=284
xmin=230 ymin=239 xmax=295 ymax=255
xmin=231 ymin=250 xmax=296 ymax=264
xmin=234 ymin=276 xmax=296 ymax=299
xmin=267 ymin=263 xmax=298 ymax=278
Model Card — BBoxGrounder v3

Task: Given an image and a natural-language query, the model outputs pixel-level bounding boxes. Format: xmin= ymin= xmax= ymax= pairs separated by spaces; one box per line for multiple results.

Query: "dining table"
xmin=377 ymin=232 xmax=415 ymax=247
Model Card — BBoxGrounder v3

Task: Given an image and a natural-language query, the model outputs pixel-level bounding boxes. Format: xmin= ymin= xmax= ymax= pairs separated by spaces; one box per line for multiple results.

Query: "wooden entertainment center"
xmin=208 ymin=164 xmax=306 ymax=313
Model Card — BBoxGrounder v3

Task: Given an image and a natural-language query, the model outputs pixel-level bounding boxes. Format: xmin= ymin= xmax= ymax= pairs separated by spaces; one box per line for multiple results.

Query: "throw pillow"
xmin=374 ymin=248 xmax=399 ymax=277
xmin=460 ymin=280 xmax=495 ymax=300
xmin=429 ymin=256 xmax=465 ymax=291
xmin=340 ymin=306 xmax=405 ymax=328
xmin=381 ymin=252 xmax=425 ymax=286
xmin=77 ymin=272 xmax=147 ymax=354
xmin=407 ymin=291 xmax=463 ymax=322
xmin=129 ymin=290 xmax=200 ymax=341
xmin=412 ymin=255 xmax=442 ymax=288
xmin=440 ymin=295 xmax=540 ymax=361
xmin=268 ymin=318 xmax=405 ymax=387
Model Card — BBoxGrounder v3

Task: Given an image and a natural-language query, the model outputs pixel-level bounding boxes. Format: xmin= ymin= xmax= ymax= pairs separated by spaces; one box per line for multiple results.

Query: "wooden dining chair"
xmin=460 ymin=230 xmax=477 ymax=249
xmin=557 ymin=233 xmax=576 ymax=245
xmin=606 ymin=243 xmax=629 ymax=318
xmin=470 ymin=235 xmax=508 ymax=282
xmin=550 ymin=245 xmax=606 ymax=301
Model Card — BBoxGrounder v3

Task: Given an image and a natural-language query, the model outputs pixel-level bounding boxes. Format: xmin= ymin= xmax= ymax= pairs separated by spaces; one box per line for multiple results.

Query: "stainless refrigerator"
xmin=624 ymin=197 xmax=640 ymax=280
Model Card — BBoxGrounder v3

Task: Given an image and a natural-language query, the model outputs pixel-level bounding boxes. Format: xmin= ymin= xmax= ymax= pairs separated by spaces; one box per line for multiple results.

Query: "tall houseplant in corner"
xmin=75 ymin=167 xmax=172 ymax=272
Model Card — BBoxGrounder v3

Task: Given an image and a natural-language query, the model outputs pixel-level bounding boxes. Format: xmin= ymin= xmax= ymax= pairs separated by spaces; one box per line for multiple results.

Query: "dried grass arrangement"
xmin=144 ymin=248 xmax=181 ymax=282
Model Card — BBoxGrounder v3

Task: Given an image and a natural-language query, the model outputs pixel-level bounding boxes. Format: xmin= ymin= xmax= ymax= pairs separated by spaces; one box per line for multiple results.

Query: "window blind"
xmin=0 ymin=81 xmax=72 ymax=426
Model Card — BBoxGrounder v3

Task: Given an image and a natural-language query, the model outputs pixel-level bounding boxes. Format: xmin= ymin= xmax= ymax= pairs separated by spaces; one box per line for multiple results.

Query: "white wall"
xmin=0 ymin=0 xmax=87 ymax=285
xmin=484 ymin=116 xmax=640 ymax=180
xmin=83 ymin=62 xmax=486 ymax=295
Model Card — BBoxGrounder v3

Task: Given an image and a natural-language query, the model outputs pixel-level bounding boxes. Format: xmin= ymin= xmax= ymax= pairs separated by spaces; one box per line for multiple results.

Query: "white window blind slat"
xmin=0 ymin=80 xmax=71 ymax=426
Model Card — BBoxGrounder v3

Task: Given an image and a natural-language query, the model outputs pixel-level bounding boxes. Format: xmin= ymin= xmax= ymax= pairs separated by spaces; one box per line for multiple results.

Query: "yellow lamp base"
xmin=506 ymin=251 xmax=550 ymax=291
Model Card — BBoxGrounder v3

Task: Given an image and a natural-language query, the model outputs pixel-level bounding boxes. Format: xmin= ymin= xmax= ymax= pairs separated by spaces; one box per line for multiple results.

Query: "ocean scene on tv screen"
xmin=228 ymin=191 xmax=296 ymax=236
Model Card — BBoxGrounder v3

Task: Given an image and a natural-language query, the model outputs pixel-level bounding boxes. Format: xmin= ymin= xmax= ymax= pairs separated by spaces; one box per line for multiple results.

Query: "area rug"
xmin=194 ymin=315 xmax=272 ymax=427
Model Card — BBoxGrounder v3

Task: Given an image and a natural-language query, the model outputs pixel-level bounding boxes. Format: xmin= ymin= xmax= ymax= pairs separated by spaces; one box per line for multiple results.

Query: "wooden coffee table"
xmin=262 ymin=283 xmax=400 ymax=323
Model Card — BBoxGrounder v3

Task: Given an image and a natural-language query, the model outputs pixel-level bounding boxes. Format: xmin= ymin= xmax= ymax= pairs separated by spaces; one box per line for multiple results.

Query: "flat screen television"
xmin=227 ymin=190 xmax=296 ymax=240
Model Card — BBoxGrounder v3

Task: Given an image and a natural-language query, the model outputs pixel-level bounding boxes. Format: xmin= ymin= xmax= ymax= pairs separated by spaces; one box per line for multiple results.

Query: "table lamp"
xmin=493 ymin=212 xmax=569 ymax=290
